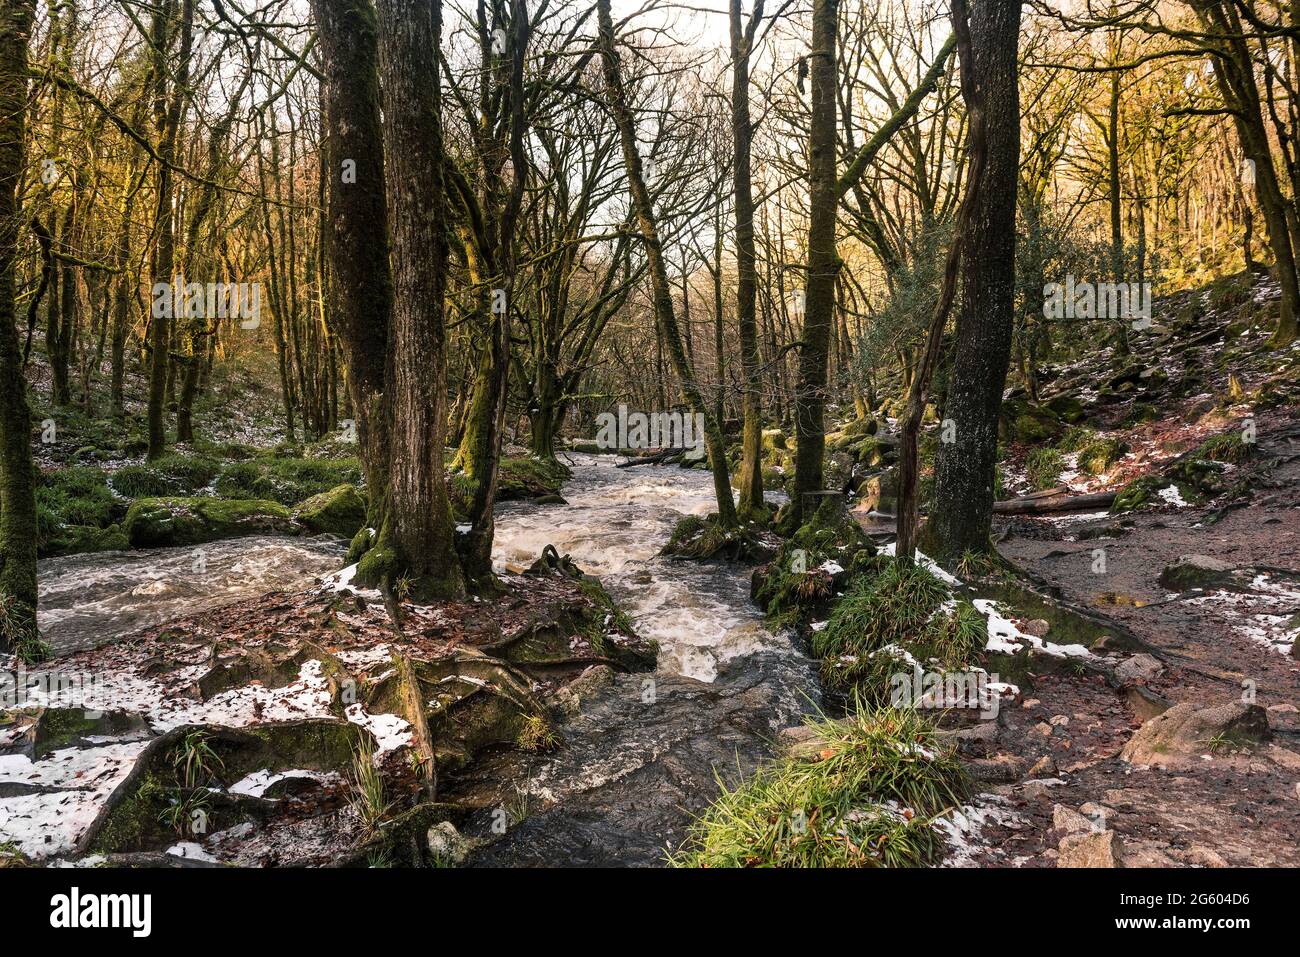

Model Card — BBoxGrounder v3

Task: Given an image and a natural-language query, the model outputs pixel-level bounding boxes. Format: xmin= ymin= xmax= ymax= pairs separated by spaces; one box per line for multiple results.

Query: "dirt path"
xmin=968 ymin=415 xmax=1300 ymax=867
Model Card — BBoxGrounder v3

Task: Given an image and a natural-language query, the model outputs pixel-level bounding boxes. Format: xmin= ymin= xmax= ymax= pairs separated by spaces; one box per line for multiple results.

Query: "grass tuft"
xmin=669 ymin=706 xmax=968 ymax=868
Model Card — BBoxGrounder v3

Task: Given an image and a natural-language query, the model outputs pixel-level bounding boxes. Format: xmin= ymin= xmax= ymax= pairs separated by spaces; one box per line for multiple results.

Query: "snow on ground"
xmin=1184 ymin=573 xmax=1300 ymax=655
xmin=227 ymin=768 xmax=338 ymax=798
xmin=0 ymin=741 xmax=150 ymax=857
xmin=973 ymin=598 xmax=1093 ymax=659
xmin=936 ymin=795 xmax=1027 ymax=867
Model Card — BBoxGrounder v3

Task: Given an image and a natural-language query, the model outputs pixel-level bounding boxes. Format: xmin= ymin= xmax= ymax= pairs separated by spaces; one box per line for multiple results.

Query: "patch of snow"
xmin=344 ymin=704 xmax=412 ymax=755
xmin=1157 ymin=485 xmax=1189 ymax=507
xmin=166 ymin=841 xmax=220 ymax=863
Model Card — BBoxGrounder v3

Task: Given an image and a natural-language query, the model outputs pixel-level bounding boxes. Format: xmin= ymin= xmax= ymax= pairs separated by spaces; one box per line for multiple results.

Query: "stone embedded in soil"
xmin=1113 ymin=653 xmax=1165 ymax=686
xmin=1057 ymin=829 xmax=1125 ymax=867
xmin=1120 ymin=701 xmax=1272 ymax=766
xmin=1157 ymin=554 xmax=1237 ymax=592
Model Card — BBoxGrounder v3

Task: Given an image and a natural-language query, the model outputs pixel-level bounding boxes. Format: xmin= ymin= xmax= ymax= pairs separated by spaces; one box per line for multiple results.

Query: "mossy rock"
xmin=1044 ymin=394 xmax=1086 ymax=423
xmin=753 ymin=515 xmax=875 ymax=625
xmin=215 ymin=456 xmax=363 ymax=506
xmin=449 ymin=455 xmax=571 ymax=517
xmin=294 ymin=484 xmax=367 ymax=537
xmin=1110 ymin=475 xmax=1165 ymax=512
xmin=41 ymin=523 xmax=130 ymax=558
xmin=1197 ymin=431 xmax=1254 ymax=464
xmin=761 ymin=428 xmax=788 ymax=451
xmin=124 ymin=497 xmax=296 ymax=548
xmin=999 ymin=398 xmax=1062 ymax=443
xmin=661 ymin=513 xmax=776 ymax=563
xmin=1123 ymin=402 xmax=1160 ymax=427
xmin=1166 ymin=457 xmax=1225 ymax=497
xmin=83 ymin=720 xmax=373 ymax=856
xmin=1076 ymin=438 xmax=1128 ymax=475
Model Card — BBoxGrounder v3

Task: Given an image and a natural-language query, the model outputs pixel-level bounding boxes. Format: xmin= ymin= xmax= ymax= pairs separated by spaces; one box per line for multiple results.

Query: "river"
xmin=35 ymin=454 xmax=818 ymax=865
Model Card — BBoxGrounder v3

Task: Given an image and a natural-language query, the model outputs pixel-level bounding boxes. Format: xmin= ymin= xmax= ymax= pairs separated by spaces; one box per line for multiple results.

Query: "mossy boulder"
xmin=1076 ymin=437 xmax=1128 ymax=475
xmin=294 ymin=484 xmax=367 ymax=537
xmin=999 ymin=398 xmax=1063 ymax=443
xmin=753 ymin=514 xmax=875 ymax=626
xmin=761 ymin=428 xmax=788 ymax=451
xmin=1044 ymin=394 xmax=1086 ymax=424
xmin=661 ymin=514 xmax=777 ymax=563
xmin=124 ymin=497 xmax=296 ymax=548
xmin=214 ymin=456 xmax=363 ymax=506
xmin=41 ymin=523 xmax=129 ymax=558
xmin=1110 ymin=475 xmax=1166 ymax=512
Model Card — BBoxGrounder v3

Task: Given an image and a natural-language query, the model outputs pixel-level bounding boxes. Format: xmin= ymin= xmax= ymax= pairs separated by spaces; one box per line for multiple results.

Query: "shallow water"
xmin=477 ymin=455 xmax=816 ymax=865
xmin=37 ymin=535 xmax=348 ymax=654
xmin=35 ymin=454 xmax=817 ymax=865
xmin=494 ymin=454 xmax=791 ymax=682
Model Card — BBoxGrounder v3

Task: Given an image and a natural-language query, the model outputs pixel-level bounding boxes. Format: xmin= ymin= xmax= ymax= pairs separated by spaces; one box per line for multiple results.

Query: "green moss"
xmin=1123 ymin=402 xmax=1160 ymax=427
xmin=670 ymin=707 xmax=968 ymax=868
xmin=1110 ymin=475 xmax=1166 ymax=512
xmin=755 ymin=516 xmax=875 ymax=626
xmin=123 ymin=497 xmax=295 ymax=547
xmin=109 ymin=465 xmax=175 ymax=498
xmin=42 ymin=523 xmax=129 ymax=558
xmin=1075 ymin=437 xmax=1127 ymax=476
xmin=446 ymin=456 xmax=570 ymax=521
xmin=294 ymin=484 xmax=367 ymax=537
xmin=1197 ymin=431 xmax=1254 ymax=464
xmin=355 ymin=543 xmax=399 ymax=590
xmin=1044 ymin=394 xmax=1085 ymax=423
xmin=216 ymin=457 xmax=363 ymax=506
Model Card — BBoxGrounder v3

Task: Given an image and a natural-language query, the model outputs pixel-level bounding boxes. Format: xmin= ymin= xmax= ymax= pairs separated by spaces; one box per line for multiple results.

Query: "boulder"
xmin=1044 ymin=394 xmax=1086 ymax=423
xmin=856 ymin=467 xmax=899 ymax=517
xmin=1120 ymin=701 xmax=1272 ymax=766
xmin=124 ymin=497 xmax=296 ymax=548
xmin=1058 ymin=830 xmax=1125 ymax=867
xmin=1113 ymin=653 xmax=1164 ymax=686
xmin=1157 ymin=554 xmax=1236 ymax=592
xmin=293 ymin=484 xmax=366 ymax=537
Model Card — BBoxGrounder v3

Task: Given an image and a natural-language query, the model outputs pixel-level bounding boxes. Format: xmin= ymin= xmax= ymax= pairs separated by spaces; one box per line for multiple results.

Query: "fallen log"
xmin=993 ymin=491 xmax=1116 ymax=515
xmin=615 ymin=447 xmax=683 ymax=468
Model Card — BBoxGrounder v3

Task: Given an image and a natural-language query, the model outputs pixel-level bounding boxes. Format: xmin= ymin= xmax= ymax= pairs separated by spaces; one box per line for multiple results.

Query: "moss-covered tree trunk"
xmin=788 ymin=0 xmax=840 ymax=529
xmin=921 ymin=0 xmax=1021 ymax=566
xmin=731 ymin=0 xmax=765 ymax=519
xmin=597 ymin=0 xmax=738 ymax=528
xmin=1193 ymin=0 xmax=1298 ymax=347
xmin=310 ymin=0 xmax=394 ymax=548
xmin=0 ymin=0 xmax=39 ymax=654
xmin=373 ymin=0 xmax=465 ymax=598
xmin=146 ymin=0 xmax=193 ymax=461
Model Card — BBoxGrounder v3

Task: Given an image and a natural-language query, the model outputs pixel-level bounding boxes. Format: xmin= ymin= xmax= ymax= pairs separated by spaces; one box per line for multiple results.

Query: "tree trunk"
xmin=310 ymin=0 xmax=394 ymax=537
xmin=921 ymin=0 xmax=1022 ymax=566
xmin=146 ymin=0 xmax=193 ymax=460
xmin=789 ymin=0 xmax=840 ymax=529
xmin=596 ymin=0 xmax=737 ymax=527
xmin=373 ymin=0 xmax=464 ymax=598
xmin=0 ymin=0 xmax=39 ymax=655
xmin=731 ymin=0 xmax=766 ymax=519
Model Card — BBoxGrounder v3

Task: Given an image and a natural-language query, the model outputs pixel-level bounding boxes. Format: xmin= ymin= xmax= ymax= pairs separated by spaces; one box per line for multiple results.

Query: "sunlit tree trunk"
xmin=596 ymin=0 xmax=738 ymax=527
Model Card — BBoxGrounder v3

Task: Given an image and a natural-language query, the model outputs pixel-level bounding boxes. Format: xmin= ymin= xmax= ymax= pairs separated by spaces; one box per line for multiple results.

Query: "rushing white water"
xmin=37 ymin=535 xmax=348 ymax=654
xmin=493 ymin=454 xmax=789 ymax=682
xmin=36 ymin=454 xmax=788 ymax=682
